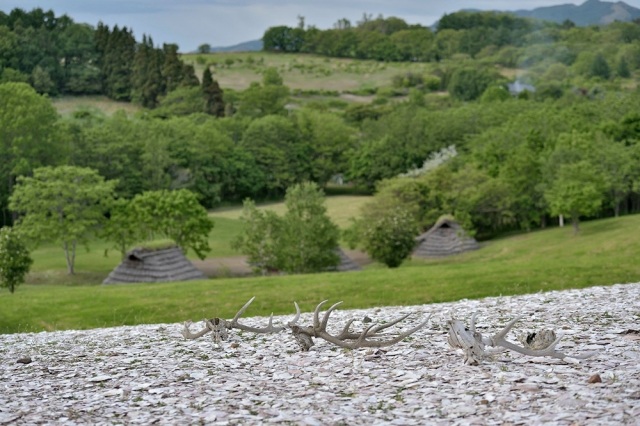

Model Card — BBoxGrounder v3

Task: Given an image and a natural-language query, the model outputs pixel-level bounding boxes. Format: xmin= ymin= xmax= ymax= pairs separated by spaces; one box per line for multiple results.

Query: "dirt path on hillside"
xmin=192 ymin=249 xmax=373 ymax=278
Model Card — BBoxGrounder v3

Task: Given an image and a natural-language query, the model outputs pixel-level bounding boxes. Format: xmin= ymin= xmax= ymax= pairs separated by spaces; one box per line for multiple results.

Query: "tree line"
xmin=262 ymin=11 xmax=640 ymax=85
xmin=4 ymin=77 xmax=640 ymax=239
xmin=0 ymin=7 xmax=201 ymax=104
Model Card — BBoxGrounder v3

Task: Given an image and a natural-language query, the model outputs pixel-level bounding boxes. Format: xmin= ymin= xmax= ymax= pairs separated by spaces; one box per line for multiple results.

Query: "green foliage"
xmin=9 ymin=166 xmax=117 ymax=274
xmin=99 ymin=198 xmax=145 ymax=259
xmin=589 ymin=53 xmax=611 ymax=80
xmin=616 ymin=56 xmax=631 ymax=78
xmin=197 ymin=44 xmax=211 ymax=54
xmin=544 ymin=161 xmax=606 ymax=233
xmin=131 ymin=35 xmax=164 ymax=108
xmin=240 ymin=115 xmax=305 ymax=194
xmin=202 ymin=67 xmax=225 ymax=117
xmin=480 ymin=86 xmax=511 ymax=103
xmin=231 ymin=199 xmax=281 ymax=274
xmin=0 ymin=226 xmax=32 ymax=293
xmin=129 ymin=189 xmax=214 ymax=259
xmin=448 ymin=66 xmax=500 ymax=101
xmin=0 ymin=82 xmax=60 ymax=226
xmin=233 ymin=182 xmax=340 ymax=274
xmin=355 ymin=206 xmax=418 ymax=268
xmin=237 ymin=68 xmax=289 ymax=117
xmin=152 ymin=86 xmax=203 ymax=118
xmin=277 ymin=182 xmax=341 ymax=273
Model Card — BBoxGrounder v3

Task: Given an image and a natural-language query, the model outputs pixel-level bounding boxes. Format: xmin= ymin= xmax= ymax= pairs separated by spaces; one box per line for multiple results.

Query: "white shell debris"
xmin=1 ymin=283 xmax=639 ymax=425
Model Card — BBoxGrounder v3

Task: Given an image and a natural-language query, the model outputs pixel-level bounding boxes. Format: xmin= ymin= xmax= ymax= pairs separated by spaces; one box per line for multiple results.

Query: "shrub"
xmin=233 ymin=182 xmax=340 ymax=274
xmin=354 ymin=207 xmax=418 ymax=268
xmin=0 ymin=227 xmax=33 ymax=293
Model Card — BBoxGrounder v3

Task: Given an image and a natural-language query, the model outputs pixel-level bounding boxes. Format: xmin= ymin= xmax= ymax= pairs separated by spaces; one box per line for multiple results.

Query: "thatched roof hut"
xmin=103 ymin=245 xmax=206 ymax=284
xmin=413 ymin=218 xmax=479 ymax=258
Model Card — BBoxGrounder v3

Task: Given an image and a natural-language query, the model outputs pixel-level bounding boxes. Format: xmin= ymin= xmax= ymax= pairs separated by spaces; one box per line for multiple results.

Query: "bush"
xmin=233 ymin=182 xmax=340 ymax=274
xmin=354 ymin=207 xmax=418 ymax=268
xmin=0 ymin=227 xmax=33 ymax=293
xmin=391 ymin=72 xmax=424 ymax=88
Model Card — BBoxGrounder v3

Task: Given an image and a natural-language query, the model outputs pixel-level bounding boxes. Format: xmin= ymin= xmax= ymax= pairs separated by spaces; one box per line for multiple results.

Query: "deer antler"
xmin=448 ymin=313 xmax=596 ymax=365
xmin=288 ymin=300 xmax=429 ymax=351
xmin=486 ymin=316 xmax=594 ymax=360
xmin=181 ymin=297 xmax=300 ymax=343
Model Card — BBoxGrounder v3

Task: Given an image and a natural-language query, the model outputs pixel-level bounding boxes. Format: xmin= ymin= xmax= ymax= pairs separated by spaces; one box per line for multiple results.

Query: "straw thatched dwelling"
xmin=103 ymin=245 xmax=206 ymax=284
xmin=413 ymin=218 xmax=480 ymax=258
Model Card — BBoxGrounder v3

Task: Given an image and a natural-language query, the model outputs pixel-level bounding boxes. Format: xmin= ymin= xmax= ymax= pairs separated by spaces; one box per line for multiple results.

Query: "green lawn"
xmin=2 ymin=214 xmax=640 ymax=334
xmin=210 ymin=195 xmax=371 ymax=228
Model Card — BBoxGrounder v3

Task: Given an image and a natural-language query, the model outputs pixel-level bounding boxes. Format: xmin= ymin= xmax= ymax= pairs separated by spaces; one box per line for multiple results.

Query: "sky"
xmin=1 ymin=0 xmax=640 ymax=52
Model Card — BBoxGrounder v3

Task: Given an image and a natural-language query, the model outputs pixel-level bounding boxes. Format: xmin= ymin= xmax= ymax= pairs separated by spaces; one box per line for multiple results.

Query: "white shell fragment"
xmin=1 ymin=283 xmax=639 ymax=424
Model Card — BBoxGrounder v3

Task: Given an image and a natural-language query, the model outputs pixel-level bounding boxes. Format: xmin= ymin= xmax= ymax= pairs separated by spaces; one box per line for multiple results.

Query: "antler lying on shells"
xmin=447 ymin=313 xmax=596 ymax=365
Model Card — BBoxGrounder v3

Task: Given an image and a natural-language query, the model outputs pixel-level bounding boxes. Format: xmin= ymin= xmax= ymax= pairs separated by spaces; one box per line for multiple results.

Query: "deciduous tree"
xmin=129 ymin=189 xmax=214 ymax=259
xmin=9 ymin=166 xmax=117 ymax=274
xmin=233 ymin=182 xmax=340 ymax=274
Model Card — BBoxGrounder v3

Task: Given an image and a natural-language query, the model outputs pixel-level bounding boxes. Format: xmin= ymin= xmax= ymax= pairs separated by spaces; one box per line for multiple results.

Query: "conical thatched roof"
xmin=413 ymin=218 xmax=479 ymax=258
xmin=103 ymin=246 xmax=206 ymax=284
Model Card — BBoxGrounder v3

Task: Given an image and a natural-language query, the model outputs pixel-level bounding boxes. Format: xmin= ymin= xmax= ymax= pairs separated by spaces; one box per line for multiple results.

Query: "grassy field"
xmin=2 ymin=213 xmax=640 ymax=334
xmin=181 ymin=51 xmax=435 ymax=93
xmin=210 ymin=195 xmax=371 ymax=228
xmin=52 ymin=95 xmax=142 ymax=117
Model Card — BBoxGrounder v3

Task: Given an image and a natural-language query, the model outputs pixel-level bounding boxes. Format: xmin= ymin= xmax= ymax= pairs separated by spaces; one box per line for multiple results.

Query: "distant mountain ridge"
xmin=513 ymin=0 xmax=640 ymax=25
xmin=207 ymin=0 xmax=640 ymax=52
xmin=209 ymin=39 xmax=263 ymax=53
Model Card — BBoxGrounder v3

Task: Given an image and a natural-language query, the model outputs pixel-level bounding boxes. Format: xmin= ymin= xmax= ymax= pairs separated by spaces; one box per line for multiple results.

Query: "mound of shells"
xmin=1 ymin=283 xmax=639 ymax=425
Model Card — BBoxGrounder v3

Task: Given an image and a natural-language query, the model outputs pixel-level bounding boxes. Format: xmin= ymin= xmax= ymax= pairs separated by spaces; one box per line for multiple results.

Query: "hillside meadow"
xmin=181 ymin=52 xmax=436 ymax=93
xmin=2 ymin=213 xmax=639 ymax=334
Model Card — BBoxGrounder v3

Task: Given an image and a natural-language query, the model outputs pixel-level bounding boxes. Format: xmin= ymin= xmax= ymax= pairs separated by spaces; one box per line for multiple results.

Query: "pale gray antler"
xmin=181 ymin=296 xmax=300 ymax=343
xmin=448 ymin=313 xmax=595 ymax=365
xmin=288 ymin=300 xmax=429 ymax=351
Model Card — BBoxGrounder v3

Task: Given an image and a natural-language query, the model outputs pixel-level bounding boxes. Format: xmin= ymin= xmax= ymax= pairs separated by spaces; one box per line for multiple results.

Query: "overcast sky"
xmin=1 ymin=0 xmax=639 ymax=52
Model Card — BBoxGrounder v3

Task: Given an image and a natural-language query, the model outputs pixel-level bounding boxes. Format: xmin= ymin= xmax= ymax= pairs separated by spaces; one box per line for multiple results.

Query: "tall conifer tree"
xmin=202 ymin=67 xmax=225 ymax=117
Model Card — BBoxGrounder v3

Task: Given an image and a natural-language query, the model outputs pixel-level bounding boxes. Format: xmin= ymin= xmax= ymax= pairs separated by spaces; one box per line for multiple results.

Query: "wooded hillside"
xmin=3 ymin=7 xmax=640 ymax=241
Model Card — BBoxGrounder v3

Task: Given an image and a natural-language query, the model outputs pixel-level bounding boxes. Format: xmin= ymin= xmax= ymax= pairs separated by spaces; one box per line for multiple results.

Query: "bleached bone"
xmin=448 ymin=313 xmax=595 ymax=365
xmin=181 ymin=296 xmax=300 ymax=342
xmin=287 ymin=300 xmax=429 ymax=351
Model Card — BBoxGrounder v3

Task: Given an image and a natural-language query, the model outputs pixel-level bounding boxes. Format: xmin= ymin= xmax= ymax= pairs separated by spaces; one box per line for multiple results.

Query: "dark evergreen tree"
xmin=180 ymin=64 xmax=200 ymax=87
xmin=161 ymin=43 xmax=184 ymax=92
xmin=103 ymin=25 xmax=135 ymax=101
xmin=131 ymin=35 xmax=164 ymax=108
xmin=202 ymin=67 xmax=225 ymax=117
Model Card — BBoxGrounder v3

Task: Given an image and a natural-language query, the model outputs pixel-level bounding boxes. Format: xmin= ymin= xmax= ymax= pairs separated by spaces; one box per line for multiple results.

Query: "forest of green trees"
xmin=3 ymin=7 xmax=640 ymax=241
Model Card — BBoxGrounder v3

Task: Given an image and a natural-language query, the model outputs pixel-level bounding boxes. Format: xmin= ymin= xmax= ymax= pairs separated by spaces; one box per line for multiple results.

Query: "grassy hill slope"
xmin=2 ymin=213 xmax=639 ymax=334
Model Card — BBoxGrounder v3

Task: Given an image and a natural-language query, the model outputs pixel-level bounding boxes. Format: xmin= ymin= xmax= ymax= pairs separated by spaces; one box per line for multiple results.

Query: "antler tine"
xmin=228 ymin=296 xmax=286 ymax=334
xmin=343 ymin=314 xmax=432 ymax=349
xmin=490 ymin=316 xmax=594 ymax=360
xmin=368 ymin=313 xmax=412 ymax=335
xmin=231 ymin=296 xmax=257 ymax=324
xmin=312 ymin=300 xmax=329 ymax=329
xmin=320 ymin=301 xmax=344 ymax=331
xmin=312 ymin=300 xmax=343 ymax=331
xmin=181 ymin=321 xmax=210 ymax=340
xmin=470 ymin=312 xmax=479 ymax=333
xmin=288 ymin=301 xmax=301 ymax=326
